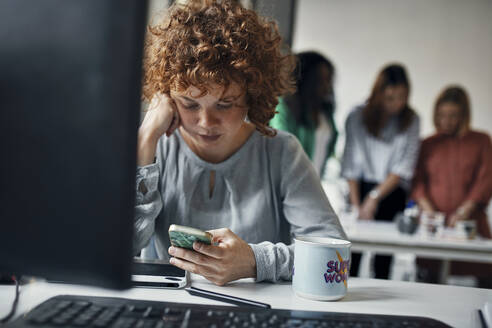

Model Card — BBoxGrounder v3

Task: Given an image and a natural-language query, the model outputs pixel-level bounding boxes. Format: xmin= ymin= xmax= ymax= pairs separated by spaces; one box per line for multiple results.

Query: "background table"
xmin=345 ymin=221 xmax=492 ymax=283
xmin=347 ymin=221 xmax=492 ymax=262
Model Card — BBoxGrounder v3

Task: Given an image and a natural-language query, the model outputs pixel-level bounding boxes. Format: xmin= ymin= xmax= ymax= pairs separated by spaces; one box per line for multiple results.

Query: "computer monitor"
xmin=0 ymin=0 xmax=148 ymax=289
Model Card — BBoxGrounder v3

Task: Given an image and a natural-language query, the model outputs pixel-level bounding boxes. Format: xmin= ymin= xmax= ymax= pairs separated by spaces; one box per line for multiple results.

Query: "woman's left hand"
xmin=448 ymin=200 xmax=477 ymax=227
xmin=359 ymin=196 xmax=378 ymax=220
xmin=168 ymin=228 xmax=257 ymax=286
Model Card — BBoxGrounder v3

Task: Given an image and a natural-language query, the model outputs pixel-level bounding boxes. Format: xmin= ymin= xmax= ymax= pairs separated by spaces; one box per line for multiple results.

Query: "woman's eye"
xmin=217 ymin=103 xmax=233 ymax=110
xmin=183 ymin=103 xmax=199 ymax=110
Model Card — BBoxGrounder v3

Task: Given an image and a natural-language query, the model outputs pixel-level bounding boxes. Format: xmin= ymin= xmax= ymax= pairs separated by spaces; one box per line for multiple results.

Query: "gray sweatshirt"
xmin=134 ymin=129 xmax=346 ymax=282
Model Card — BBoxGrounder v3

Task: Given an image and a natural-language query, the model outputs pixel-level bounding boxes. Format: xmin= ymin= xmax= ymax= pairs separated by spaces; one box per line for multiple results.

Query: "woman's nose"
xmin=199 ymin=109 xmax=219 ymax=128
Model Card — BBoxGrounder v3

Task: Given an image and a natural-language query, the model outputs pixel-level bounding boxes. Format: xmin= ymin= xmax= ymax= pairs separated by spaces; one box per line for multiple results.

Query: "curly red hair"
xmin=142 ymin=0 xmax=295 ymax=136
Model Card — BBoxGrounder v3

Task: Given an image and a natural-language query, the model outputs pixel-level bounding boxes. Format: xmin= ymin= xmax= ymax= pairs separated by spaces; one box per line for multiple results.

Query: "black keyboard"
xmin=8 ymin=294 xmax=451 ymax=328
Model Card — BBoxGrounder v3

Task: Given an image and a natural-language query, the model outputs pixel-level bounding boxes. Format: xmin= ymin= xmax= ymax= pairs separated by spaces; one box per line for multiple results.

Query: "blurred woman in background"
xmin=270 ymin=51 xmax=338 ymax=177
xmin=412 ymin=86 xmax=491 ymax=236
xmin=342 ymin=64 xmax=420 ymax=279
xmin=412 ymin=86 xmax=492 ymax=287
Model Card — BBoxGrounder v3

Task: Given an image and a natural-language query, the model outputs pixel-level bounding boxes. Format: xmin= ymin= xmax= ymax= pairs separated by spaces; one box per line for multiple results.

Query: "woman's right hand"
xmin=137 ymin=94 xmax=180 ymax=166
xmin=168 ymin=228 xmax=257 ymax=286
xmin=417 ymin=198 xmax=435 ymax=214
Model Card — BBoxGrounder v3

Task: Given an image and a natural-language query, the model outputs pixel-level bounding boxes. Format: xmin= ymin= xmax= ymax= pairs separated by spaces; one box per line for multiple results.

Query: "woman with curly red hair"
xmin=134 ymin=0 xmax=346 ymax=285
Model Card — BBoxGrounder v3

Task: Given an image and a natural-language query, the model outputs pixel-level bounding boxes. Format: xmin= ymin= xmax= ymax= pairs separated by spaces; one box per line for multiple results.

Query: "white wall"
xmin=293 ymin=0 xmax=492 ymax=140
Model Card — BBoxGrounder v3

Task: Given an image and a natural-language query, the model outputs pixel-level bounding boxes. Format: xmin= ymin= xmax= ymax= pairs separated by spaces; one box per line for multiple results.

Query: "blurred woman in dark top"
xmin=270 ymin=51 xmax=338 ymax=177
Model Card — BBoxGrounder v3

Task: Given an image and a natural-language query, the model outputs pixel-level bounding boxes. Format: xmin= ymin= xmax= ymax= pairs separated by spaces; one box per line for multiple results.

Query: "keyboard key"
xmin=113 ymin=317 xmax=137 ymax=328
xmin=72 ymin=318 xmax=91 ymax=326
xmin=93 ymin=319 xmax=111 ymax=327
xmin=51 ymin=317 xmax=69 ymax=326
xmin=164 ymin=307 xmax=184 ymax=316
xmin=134 ymin=318 xmax=158 ymax=328
xmin=28 ymin=310 xmax=59 ymax=324
xmin=154 ymin=322 xmax=179 ymax=328
xmin=54 ymin=300 xmax=72 ymax=309
xmin=133 ymin=305 xmax=149 ymax=312
xmin=147 ymin=307 xmax=165 ymax=318
xmin=74 ymin=301 xmax=91 ymax=308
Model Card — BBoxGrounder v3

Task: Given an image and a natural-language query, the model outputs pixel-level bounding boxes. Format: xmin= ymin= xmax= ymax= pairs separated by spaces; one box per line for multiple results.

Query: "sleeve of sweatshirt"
xmin=133 ymin=137 xmax=166 ymax=255
xmin=250 ymin=133 xmax=347 ymax=282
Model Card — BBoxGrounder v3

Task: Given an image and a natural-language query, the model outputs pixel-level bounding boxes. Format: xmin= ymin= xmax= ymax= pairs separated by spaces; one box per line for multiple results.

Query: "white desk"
xmin=347 ymin=221 xmax=492 ymax=263
xmin=1 ymin=275 xmax=491 ymax=328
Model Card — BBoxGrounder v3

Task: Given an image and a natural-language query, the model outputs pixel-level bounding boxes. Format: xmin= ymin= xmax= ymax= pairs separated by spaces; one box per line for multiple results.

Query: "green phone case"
xmin=169 ymin=230 xmax=212 ymax=249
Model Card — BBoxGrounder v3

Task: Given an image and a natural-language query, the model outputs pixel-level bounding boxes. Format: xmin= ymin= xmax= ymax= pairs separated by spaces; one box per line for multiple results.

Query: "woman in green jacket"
xmin=270 ymin=51 xmax=338 ymax=177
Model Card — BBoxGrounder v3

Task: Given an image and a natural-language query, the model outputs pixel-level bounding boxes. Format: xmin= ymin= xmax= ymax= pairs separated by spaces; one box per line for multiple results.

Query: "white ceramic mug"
xmin=293 ymin=236 xmax=351 ymax=301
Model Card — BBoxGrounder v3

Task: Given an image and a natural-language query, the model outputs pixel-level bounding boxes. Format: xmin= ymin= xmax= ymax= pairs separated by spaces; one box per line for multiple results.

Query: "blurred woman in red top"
xmin=412 ymin=86 xmax=492 ymax=287
xmin=412 ymin=86 xmax=492 ymax=238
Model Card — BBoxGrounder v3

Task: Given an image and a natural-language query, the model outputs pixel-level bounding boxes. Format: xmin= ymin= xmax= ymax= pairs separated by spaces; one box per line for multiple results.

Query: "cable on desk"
xmin=0 ymin=275 xmax=20 ymax=325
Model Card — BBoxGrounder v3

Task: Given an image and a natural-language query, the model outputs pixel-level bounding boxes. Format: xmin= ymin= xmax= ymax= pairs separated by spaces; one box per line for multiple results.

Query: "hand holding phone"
xmin=168 ymin=224 xmax=212 ymax=249
xmin=168 ymin=228 xmax=257 ymax=285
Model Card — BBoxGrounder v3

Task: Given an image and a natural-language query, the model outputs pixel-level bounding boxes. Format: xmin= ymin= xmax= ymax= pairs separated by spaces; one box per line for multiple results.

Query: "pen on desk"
xmin=185 ymin=286 xmax=271 ymax=309
xmin=478 ymin=309 xmax=488 ymax=328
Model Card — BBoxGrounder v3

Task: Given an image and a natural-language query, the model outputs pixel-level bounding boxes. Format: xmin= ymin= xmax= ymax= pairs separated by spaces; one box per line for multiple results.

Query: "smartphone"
xmin=132 ymin=259 xmax=187 ymax=289
xmin=168 ymin=224 xmax=212 ymax=250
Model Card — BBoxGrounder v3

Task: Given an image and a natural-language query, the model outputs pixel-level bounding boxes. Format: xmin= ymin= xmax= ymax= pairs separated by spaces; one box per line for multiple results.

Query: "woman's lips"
xmin=198 ymin=134 xmax=221 ymax=142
